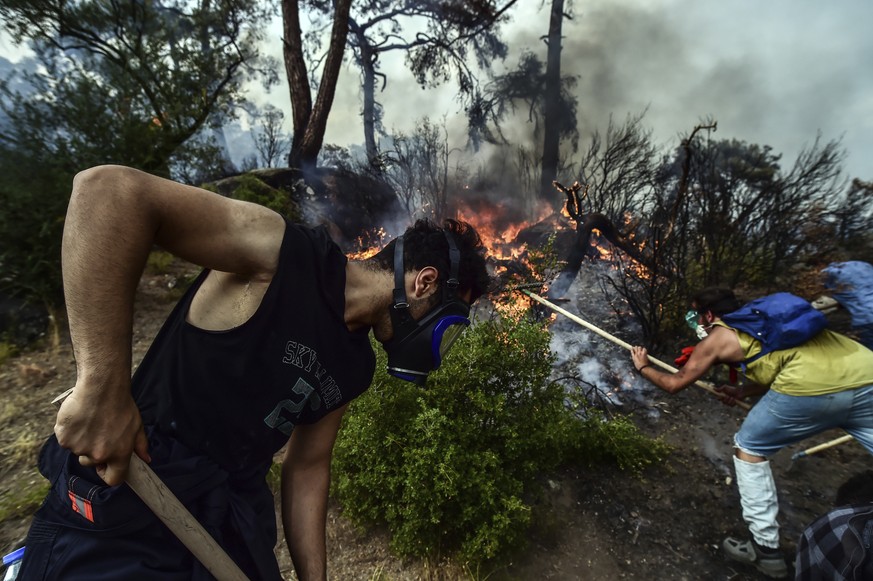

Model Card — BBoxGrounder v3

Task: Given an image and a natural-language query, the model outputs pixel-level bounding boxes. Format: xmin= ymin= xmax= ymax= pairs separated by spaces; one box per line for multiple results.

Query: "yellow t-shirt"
xmin=715 ymin=323 xmax=873 ymax=396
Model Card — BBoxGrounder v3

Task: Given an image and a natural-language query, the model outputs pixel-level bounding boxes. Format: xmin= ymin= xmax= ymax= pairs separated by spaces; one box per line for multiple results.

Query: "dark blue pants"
xmin=17 ymin=430 xmax=281 ymax=580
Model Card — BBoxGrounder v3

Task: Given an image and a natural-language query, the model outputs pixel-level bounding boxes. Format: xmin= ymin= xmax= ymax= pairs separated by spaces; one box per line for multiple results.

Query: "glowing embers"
xmin=347 ymin=227 xmax=388 ymax=260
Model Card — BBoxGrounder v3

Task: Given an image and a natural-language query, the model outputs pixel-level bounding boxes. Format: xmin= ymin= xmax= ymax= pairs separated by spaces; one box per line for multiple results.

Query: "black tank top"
xmin=131 ymin=221 xmax=375 ymax=473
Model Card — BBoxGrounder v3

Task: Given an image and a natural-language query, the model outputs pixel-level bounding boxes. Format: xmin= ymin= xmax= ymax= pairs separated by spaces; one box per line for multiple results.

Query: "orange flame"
xmin=347 ymin=227 xmax=388 ymax=260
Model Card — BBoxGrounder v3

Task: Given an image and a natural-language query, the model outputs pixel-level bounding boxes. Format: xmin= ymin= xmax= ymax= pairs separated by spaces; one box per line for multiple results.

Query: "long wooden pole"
xmin=52 ymin=389 xmax=250 ymax=581
xmin=520 ymin=290 xmax=753 ymax=411
xmin=791 ymin=434 xmax=855 ymax=461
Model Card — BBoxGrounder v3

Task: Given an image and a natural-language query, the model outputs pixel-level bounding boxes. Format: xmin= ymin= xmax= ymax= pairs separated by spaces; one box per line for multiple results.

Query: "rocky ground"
xmin=1 ymin=262 xmax=869 ymax=580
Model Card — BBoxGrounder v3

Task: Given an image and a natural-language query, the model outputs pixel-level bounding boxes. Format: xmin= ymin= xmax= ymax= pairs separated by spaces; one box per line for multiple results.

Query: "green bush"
xmin=0 ymin=342 xmax=16 ymax=367
xmin=332 ymin=315 xmax=669 ymax=567
xmin=0 ymin=151 xmax=72 ymax=311
xmin=217 ymin=174 xmax=296 ymax=218
xmin=569 ymin=404 xmax=672 ymax=475
xmin=145 ymin=250 xmax=175 ymax=275
xmin=0 ymin=479 xmax=50 ymax=522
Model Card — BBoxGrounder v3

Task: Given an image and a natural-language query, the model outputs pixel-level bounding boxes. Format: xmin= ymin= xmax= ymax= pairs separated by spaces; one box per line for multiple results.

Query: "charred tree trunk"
xmin=349 ymin=18 xmax=381 ymax=173
xmin=540 ymin=0 xmax=564 ymax=207
xmin=283 ymin=0 xmax=352 ymax=171
xmin=548 ymin=213 xmax=650 ymax=299
xmin=282 ymin=0 xmax=311 ymax=167
xmin=548 ymin=181 xmax=652 ymax=299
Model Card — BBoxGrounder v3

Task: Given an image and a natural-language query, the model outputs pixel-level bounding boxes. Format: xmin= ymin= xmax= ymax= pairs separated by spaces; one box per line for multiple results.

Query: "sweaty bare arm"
xmin=631 ymin=325 xmax=745 ymax=394
xmin=281 ymin=405 xmax=348 ymax=581
xmin=56 ymin=165 xmax=285 ymax=486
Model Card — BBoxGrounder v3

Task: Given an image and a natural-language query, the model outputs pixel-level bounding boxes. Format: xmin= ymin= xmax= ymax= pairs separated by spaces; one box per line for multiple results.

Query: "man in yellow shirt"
xmin=631 ymin=287 xmax=873 ymax=579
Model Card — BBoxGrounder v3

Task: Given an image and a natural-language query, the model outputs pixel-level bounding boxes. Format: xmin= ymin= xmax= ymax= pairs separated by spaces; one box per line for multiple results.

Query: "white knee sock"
xmin=733 ymin=455 xmax=780 ymax=549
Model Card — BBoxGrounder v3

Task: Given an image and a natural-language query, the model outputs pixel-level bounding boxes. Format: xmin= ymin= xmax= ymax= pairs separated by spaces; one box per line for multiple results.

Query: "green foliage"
xmin=332 ymin=315 xmax=668 ymax=566
xmin=0 ymin=0 xmax=275 ymax=177
xmin=0 ymin=146 xmax=72 ymax=308
xmin=218 ymin=174 xmax=297 ymax=218
xmin=568 ymin=403 xmax=672 ymax=475
xmin=266 ymin=461 xmax=282 ymax=495
xmin=145 ymin=251 xmax=175 ymax=275
xmin=0 ymin=479 xmax=50 ymax=522
xmin=0 ymin=342 xmax=17 ymax=367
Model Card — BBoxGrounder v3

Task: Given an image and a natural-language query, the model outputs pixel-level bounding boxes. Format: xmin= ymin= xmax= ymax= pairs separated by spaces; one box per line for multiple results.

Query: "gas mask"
xmin=384 ymin=231 xmax=471 ymax=385
xmin=685 ymin=310 xmax=710 ymax=340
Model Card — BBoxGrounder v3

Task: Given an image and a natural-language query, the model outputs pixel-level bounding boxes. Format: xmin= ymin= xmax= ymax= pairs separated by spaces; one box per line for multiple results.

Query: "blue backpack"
xmin=721 ymin=292 xmax=828 ymax=370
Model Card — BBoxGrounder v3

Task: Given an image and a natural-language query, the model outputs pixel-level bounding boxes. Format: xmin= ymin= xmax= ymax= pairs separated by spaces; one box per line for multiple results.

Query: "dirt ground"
xmin=1 ymin=264 xmax=870 ymax=580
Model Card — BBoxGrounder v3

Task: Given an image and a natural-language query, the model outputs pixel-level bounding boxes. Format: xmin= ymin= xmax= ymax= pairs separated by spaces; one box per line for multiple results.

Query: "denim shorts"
xmin=734 ymin=384 xmax=873 ymax=457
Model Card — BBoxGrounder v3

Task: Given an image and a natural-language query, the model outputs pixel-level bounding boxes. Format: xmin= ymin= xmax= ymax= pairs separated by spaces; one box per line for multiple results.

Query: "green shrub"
xmin=145 ymin=250 xmax=175 ymax=275
xmin=220 ymin=174 xmax=295 ymax=217
xmin=0 ymin=151 xmax=72 ymax=310
xmin=333 ymin=317 xmax=581 ymax=564
xmin=332 ymin=314 xmax=672 ymax=568
xmin=0 ymin=479 xmax=50 ymax=522
xmin=568 ymin=403 xmax=672 ymax=475
xmin=0 ymin=342 xmax=16 ymax=367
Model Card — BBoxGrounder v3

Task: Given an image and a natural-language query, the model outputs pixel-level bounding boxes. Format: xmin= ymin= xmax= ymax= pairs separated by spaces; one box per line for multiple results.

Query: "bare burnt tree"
xmin=599 ymin=122 xmax=717 ymax=348
xmin=576 ymin=112 xmax=660 ymax=223
xmin=543 ymin=112 xmax=853 ymax=348
xmin=679 ymin=135 xmax=846 ymax=291
xmin=344 ymin=0 xmax=517 ymax=173
xmin=547 ymin=114 xmax=658 ymax=299
xmin=379 ymin=132 xmax=419 ymax=220
xmin=765 ymin=137 xmax=847 ymax=270
xmin=831 ymin=178 xmax=873 ymax=253
xmin=380 ymin=117 xmax=465 ymax=221
xmin=251 ymin=105 xmax=291 ymax=168
xmin=470 ymin=50 xmax=578 ymax=182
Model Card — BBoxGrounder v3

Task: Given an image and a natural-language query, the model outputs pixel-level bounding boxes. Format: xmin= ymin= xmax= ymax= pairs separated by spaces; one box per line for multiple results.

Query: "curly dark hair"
xmin=368 ymin=218 xmax=490 ymax=304
xmin=691 ymin=286 xmax=742 ymax=317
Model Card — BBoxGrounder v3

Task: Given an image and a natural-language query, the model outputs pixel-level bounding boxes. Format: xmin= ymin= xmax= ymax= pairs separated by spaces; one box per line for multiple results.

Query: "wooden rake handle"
xmin=52 ymin=389 xmax=251 ymax=581
xmin=521 ymin=291 xmax=753 ymax=411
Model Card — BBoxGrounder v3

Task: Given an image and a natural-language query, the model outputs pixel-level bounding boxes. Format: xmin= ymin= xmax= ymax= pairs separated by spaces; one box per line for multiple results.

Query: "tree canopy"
xmin=0 ymin=0 xmax=276 ymax=176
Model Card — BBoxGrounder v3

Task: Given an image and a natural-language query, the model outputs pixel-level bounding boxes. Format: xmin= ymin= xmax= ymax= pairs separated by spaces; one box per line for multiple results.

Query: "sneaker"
xmin=722 ymin=537 xmax=788 ymax=579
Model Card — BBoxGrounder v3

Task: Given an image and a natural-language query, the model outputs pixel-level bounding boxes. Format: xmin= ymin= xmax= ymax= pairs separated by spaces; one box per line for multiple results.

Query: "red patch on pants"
xmin=69 ymin=491 xmax=95 ymax=522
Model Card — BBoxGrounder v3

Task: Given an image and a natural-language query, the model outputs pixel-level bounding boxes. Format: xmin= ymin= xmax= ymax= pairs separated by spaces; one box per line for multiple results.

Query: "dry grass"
xmin=0 ymin=479 xmax=48 ymax=522
xmin=0 ymin=427 xmax=43 ymax=470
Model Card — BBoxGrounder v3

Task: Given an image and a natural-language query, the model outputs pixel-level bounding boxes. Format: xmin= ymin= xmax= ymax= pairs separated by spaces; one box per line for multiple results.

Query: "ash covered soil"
xmin=1 ymin=264 xmax=869 ymax=580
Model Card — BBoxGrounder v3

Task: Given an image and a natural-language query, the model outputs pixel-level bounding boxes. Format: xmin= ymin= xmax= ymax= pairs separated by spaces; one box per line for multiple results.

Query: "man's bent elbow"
xmin=72 ymin=165 xmax=133 ymax=198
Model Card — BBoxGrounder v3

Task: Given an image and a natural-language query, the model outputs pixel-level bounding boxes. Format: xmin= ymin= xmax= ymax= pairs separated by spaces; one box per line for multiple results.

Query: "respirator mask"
xmin=685 ymin=309 xmax=710 ymax=340
xmin=384 ymin=231 xmax=471 ymax=385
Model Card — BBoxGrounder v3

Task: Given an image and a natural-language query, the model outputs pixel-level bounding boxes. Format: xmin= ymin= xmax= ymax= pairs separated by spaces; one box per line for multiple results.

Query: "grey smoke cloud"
xmin=302 ymin=0 xmax=873 ymax=180
xmin=3 ymin=1 xmax=869 ymax=180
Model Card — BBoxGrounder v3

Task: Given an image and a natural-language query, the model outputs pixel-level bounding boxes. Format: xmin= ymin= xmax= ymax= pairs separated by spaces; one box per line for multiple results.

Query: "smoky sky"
xmin=555 ymin=0 xmax=873 ymax=179
xmin=2 ymin=1 xmax=870 ymax=180
xmin=296 ymin=0 xmax=873 ymax=181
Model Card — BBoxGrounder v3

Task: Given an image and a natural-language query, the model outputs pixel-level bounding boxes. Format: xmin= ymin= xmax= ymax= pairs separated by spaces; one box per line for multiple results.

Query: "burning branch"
xmin=548 ymin=180 xmax=651 ymax=298
xmin=661 ymin=121 xmax=717 ymax=244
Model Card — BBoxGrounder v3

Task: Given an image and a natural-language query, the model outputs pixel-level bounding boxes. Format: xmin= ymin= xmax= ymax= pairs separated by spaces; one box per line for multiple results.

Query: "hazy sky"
xmin=2 ymin=0 xmax=871 ymax=180
xmin=252 ymin=0 xmax=872 ymax=181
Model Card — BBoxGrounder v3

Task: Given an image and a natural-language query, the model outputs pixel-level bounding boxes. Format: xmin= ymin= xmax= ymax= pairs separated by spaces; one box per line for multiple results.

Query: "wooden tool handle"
xmin=126 ymin=455 xmax=250 ymax=581
xmin=522 ymin=291 xmax=753 ymax=411
xmin=52 ymin=390 xmax=251 ymax=581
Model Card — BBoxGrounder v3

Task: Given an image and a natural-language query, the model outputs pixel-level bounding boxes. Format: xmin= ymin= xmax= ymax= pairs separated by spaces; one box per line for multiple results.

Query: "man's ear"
xmin=411 ymin=266 xmax=439 ymax=299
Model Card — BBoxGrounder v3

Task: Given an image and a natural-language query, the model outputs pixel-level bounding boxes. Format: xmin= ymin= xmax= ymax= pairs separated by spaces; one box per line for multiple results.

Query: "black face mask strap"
xmin=392 ymin=228 xmax=462 ymax=318
xmin=443 ymin=230 xmax=461 ymax=301
xmin=391 ymin=235 xmax=414 ymax=328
